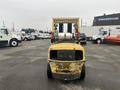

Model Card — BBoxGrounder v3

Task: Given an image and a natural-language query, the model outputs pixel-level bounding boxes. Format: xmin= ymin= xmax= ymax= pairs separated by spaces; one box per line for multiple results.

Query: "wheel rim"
xmin=97 ymin=40 xmax=101 ymax=44
xmin=12 ymin=41 xmax=17 ymax=46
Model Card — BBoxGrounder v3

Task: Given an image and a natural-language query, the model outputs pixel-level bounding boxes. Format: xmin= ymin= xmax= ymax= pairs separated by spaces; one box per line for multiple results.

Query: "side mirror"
xmin=5 ymin=29 xmax=9 ymax=35
xmin=6 ymin=32 xmax=9 ymax=35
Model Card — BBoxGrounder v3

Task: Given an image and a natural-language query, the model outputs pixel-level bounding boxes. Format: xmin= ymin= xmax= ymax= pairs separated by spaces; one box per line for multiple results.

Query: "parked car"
xmin=80 ymin=33 xmax=87 ymax=45
xmin=104 ymin=35 xmax=120 ymax=44
xmin=44 ymin=33 xmax=51 ymax=39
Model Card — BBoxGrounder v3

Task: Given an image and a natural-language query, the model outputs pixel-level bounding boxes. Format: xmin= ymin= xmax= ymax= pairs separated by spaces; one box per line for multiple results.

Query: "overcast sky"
xmin=0 ymin=0 xmax=119 ymax=31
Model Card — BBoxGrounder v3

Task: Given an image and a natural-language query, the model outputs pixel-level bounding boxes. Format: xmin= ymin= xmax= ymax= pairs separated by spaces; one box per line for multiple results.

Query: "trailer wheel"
xmin=80 ymin=64 xmax=85 ymax=80
xmin=10 ymin=39 xmax=18 ymax=47
xmin=47 ymin=64 xmax=53 ymax=79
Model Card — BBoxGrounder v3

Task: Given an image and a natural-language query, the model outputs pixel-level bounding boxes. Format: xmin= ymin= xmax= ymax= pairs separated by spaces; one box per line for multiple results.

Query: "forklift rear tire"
xmin=80 ymin=64 xmax=86 ymax=80
xmin=47 ymin=64 xmax=53 ymax=79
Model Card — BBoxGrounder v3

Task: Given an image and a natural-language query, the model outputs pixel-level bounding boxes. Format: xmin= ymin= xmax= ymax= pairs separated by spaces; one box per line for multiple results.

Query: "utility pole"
xmin=12 ymin=23 xmax=15 ymax=32
xmin=3 ymin=21 xmax=5 ymax=28
xmin=81 ymin=18 xmax=83 ymax=27
xmin=46 ymin=26 xmax=49 ymax=33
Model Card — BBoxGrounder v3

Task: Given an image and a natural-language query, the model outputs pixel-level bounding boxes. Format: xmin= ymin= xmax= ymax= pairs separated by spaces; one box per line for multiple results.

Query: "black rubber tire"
xmin=24 ymin=38 xmax=28 ymax=41
xmin=47 ymin=64 xmax=53 ymax=79
xmin=10 ymin=39 xmax=18 ymax=47
xmin=25 ymin=38 xmax=31 ymax=41
xmin=34 ymin=35 xmax=37 ymax=40
xmin=84 ymin=42 xmax=87 ymax=45
xmin=80 ymin=64 xmax=86 ymax=80
xmin=80 ymin=42 xmax=87 ymax=46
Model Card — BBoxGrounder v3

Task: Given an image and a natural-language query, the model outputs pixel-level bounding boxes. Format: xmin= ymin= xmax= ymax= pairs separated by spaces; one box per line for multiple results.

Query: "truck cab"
xmin=92 ymin=30 xmax=110 ymax=44
xmin=0 ymin=27 xmax=22 ymax=47
xmin=21 ymin=29 xmax=35 ymax=41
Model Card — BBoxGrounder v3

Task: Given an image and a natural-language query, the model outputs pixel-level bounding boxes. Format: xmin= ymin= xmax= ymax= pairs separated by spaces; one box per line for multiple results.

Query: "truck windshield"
xmin=50 ymin=50 xmax=83 ymax=61
xmin=0 ymin=29 xmax=8 ymax=34
xmin=98 ymin=31 xmax=107 ymax=35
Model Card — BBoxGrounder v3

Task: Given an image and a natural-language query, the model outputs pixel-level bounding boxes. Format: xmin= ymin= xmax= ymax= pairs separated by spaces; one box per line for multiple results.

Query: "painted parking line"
xmin=0 ymin=55 xmax=11 ymax=61
xmin=30 ymin=59 xmax=38 ymax=63
xmin=61 ymin=84 xmax=102 ymax=90
xmin=24 ymin=46 xmax=37 ymax=49
xmin=30 ymin=57 xmax=45 ymax=63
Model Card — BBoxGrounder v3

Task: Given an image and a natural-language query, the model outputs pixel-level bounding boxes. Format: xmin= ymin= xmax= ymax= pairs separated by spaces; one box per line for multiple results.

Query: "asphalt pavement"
xmin=0 ymin=40 xmax=120 ymax=90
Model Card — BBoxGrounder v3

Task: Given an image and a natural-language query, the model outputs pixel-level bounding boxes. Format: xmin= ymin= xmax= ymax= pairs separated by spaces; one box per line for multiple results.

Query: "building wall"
xmin=93 ymin=13 xmax=120 ymax=26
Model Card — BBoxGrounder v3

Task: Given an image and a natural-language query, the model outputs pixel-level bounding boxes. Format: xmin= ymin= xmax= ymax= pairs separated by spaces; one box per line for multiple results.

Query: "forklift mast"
xmin=51 ymin=18 xmax=80 ymax=43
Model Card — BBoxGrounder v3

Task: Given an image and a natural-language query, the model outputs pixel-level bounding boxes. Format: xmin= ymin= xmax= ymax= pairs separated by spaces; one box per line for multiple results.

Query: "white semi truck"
xmin=0 ymin=28 xmax=22 ymax=47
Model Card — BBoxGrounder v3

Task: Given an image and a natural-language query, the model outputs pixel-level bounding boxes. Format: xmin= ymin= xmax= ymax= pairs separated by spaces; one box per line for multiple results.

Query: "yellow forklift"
xmin=47 ymin=18 xmax=86 ymax=80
